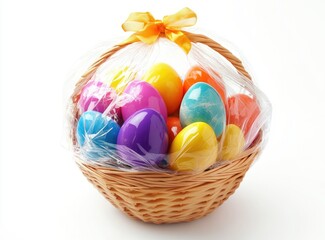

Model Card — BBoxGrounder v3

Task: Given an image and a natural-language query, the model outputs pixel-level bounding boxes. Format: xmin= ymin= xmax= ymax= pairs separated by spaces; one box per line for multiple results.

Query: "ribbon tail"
xmin=122 ymin=22 xmax=160 ymax=45
xmin=165 ymin=30 xmax=192 ymax=54
xmin=134 ymin=23 xmax=161 ymax=44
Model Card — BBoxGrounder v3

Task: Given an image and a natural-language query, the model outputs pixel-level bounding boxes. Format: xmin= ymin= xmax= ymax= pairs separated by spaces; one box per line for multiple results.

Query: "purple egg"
xmin=121 ymin=80 xmax=167 ymax=121
xmin=117 ymin=108 xmax=168 ymax=167
xmin=78 ymin=80 xmax=122 ymax=124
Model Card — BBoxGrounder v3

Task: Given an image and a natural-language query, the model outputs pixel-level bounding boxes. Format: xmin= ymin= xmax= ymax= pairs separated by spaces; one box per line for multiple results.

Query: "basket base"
xmin=76 ymin=149 xmax=259 ymax=224
xmin=94 ymin=177 xmax=241 ymax=224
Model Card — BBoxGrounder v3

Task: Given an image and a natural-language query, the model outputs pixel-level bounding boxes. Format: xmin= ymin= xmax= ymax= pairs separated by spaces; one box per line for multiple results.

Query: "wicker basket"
xmin=70 ymin=32 xmax=261 ymax=224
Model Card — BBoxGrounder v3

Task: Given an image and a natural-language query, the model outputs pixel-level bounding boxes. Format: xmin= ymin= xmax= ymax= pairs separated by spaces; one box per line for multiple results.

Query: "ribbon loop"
xmin=121 ymin=8 xmax=197 ymax=54
xmin=163 ymin=7 xmax=197 ymax=29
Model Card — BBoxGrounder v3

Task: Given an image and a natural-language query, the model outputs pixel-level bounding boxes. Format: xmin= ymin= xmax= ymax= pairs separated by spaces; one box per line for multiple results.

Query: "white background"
xmin=1 ymin=0 xmax=325 ymax=239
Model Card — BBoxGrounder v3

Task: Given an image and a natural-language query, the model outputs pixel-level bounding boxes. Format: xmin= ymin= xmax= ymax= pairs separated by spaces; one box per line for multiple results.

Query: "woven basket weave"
xmin=71 ymin=32 xmax=261 ymax=224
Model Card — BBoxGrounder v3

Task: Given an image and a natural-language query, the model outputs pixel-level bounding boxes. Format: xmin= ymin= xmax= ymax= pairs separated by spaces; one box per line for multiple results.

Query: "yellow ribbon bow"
xmin=121 ymin=8 xmax=197 ymax=54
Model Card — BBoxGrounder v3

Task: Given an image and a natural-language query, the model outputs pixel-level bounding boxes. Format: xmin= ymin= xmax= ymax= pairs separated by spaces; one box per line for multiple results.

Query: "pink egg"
xmin=121 ymin=80 xmax=167 ymax=121
xmin=78 ymin=80 xmax=122 ymax=124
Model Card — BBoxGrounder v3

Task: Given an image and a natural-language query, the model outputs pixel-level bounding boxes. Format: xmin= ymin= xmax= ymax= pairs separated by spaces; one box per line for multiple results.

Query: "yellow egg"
xmin=168 ymin=122 xmax=218 ymax=172
xmin=221 ymin=124 xmax=245 ymax=160
xmin=143 ymin=63 xmax=183 ymax=114
xmin=105 ymin=67 xmax=135 ymax=94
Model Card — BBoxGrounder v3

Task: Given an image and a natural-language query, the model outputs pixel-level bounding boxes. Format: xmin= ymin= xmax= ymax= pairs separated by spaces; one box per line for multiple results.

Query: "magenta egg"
xmin=78 ymin=80 xmax=122 ymax=124
xmin=117 ymin=108 xmax=168 ymax=167
xmin=121 ymin=80 xmax=167 ymax=121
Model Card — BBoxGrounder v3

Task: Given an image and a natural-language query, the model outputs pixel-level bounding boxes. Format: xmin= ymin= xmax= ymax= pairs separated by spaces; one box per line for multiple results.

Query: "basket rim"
xmin=75 ymin=130 xmax=262 ymax=176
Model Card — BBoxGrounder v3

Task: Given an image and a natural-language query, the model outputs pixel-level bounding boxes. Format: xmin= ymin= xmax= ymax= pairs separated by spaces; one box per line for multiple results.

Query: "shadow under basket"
xmin=71 ymin=32 xmax=262 ymax=224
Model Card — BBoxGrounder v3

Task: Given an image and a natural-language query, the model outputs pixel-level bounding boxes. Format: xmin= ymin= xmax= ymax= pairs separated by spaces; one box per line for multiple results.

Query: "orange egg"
xmin=227 ymin=94 xmax=260 ymax=136
xmin=166 ymin=117 xmax=182 ymax=145
xmin=143 ymin=63 xmax=183 ymax=114
xmin=183 ymin=66 xmax=227 ymax=105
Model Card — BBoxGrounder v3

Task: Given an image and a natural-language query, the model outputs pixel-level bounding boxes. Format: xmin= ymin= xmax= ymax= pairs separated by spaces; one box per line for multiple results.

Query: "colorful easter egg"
xmin=121 ymin=80 xmax=167 ymax=121
xmin=117 ymin=109 xmax=168 ymax=167
xmin=78 ymin=80 xmax=122 ymax=123
xmin=106 ymin=66 xmax=135 ymax=94
xmin=76 ymin=111 xmax=120 ymax=159
xmin=180 ymin=82 xmax=226 ymax=137
xmin=183 ymin=66 xmax=227 ymax=104
xmin=227 ymin=94 xmax=260 ymax=136
xmin=166 ymin=117 xmax=182 ymax=144
xmin=143 ymin=63 xmax=183 ymax=114
xmin=221 ymin=124 xmax=245 ymax=160
xmin=168 ymin=122 xmax=218 ymax=172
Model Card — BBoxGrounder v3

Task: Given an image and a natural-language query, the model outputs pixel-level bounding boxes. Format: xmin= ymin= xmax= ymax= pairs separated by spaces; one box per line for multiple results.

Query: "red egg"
xmin=166 ymin=117 xmax=182 ymax=145
xmin=183 ymin=66 xmax=227 ymax=105
xmin=227 ymin=94 xmax=260 ymax=136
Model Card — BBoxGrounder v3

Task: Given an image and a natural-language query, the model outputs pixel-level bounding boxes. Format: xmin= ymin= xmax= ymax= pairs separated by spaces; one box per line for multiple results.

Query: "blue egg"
xmin=76 ymin=111 xmax=120 ymax=159
xmin=180 ymin=82 xmax=226 ymax=137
